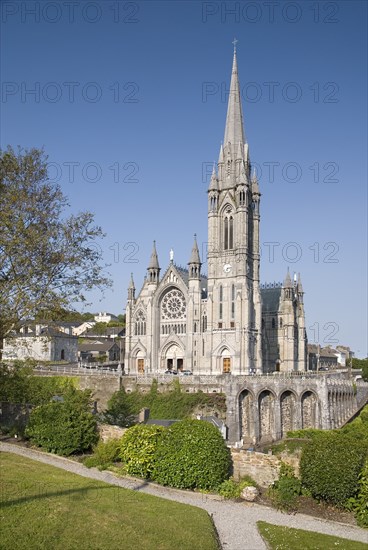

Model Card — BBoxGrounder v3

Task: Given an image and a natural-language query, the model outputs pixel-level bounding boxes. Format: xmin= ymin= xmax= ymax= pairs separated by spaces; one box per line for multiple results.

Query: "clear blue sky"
xmin=1 ymin=1 xmax=367 ymax=357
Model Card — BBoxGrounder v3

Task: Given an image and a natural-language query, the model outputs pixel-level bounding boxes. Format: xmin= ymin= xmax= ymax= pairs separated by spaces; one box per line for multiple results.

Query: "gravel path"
xmin=1 ymin=442 xmax=367 ymax=550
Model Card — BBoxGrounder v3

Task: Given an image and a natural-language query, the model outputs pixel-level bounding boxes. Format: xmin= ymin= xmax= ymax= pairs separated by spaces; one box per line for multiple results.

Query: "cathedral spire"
xmin=283 ymin=267 xmax=292 ymax=288
xmin=209 ymin=164 xmax=218 ymax=191
xmin=147 ymin=241 xmax=160 ymax=284
xmin=188 ymin=234 xmax=201 ymax=279
xmin=297 ymin=272 xmax=304 ymax=293
xmin=148 ymin=240 xmax=159 ymax=270
xmin=223 ymin=46 xmax=246 ymax=150
xmin=128 ymin=272 xmax=135 ymax=301
xmin=128 ymin=272 xmax=135 ymax=289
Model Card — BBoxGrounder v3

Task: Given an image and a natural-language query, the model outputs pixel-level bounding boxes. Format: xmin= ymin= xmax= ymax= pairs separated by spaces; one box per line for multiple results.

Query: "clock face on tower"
xmin=223 ymin=263 xmax=232 ymax=274
xmin=161 ymin=288 xmax=186 ymax=319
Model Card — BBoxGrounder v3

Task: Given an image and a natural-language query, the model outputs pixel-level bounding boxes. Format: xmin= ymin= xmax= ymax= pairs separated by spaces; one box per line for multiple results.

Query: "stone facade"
xmin=33 ymin=369 xmax=368 ymax=443
xmin=3 ymin=325 xmax=78 ymax=363
xmin=98 ymin=423 xmax=127 ymax=442
xmin=231 ymin=448 xmax=301 ymax=487
xmin=125 ymin=48 xmax=307 ymax=377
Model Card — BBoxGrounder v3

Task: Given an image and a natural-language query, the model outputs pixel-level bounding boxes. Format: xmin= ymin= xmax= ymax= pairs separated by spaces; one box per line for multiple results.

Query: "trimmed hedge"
xmin=300 ymin=431 xmax=368 ymax=506
xmin=25 ymin=389 xmax=98 ymax=456
xmin=151 ymin=419 xmax=231 ymax=490
xmin=120 ymin=424 xmax=165 ymax=478
xmin=347 ymin=459 xmax=368 ymax=527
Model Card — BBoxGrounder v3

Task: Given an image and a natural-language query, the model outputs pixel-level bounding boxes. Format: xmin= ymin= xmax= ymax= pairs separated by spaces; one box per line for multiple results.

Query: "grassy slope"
xmin=257 ymin=521 xmax=367 ymax=550
xmin=0 ymin=452 xmax=219 ymax=550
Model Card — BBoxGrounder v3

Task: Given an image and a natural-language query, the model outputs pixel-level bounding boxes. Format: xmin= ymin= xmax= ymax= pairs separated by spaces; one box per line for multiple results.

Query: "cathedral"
xmin=125 ymin=48 xmax=307 ymax=376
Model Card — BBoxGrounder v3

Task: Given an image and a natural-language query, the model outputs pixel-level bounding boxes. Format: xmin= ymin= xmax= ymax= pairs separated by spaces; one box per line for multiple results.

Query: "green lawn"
xmin=257 ymin=521 xmax=367 ymax=550
xmin=0 ymin=452 xmax=219 ymax=550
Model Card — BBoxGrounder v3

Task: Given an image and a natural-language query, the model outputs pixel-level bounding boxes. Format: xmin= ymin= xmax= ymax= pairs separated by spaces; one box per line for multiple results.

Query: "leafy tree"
xmin=0 ymin=361 xmax=75 ymax=405
xmin=0 ymin=146 xmax=111 ymax=356
xmin=25 ymin=387 xmax=98 ymax=455
xmin=89 ymin=322 xmax=109 ymax=335
xmin=101 ymin=387 xmax=139 ymax=427
xmin=351 ymin=358 xmax=368 ymax=370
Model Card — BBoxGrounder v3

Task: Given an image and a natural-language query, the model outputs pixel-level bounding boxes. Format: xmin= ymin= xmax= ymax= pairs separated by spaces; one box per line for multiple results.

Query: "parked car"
xmin=179 ymin=370 xmax=193 ymax=376
xmin=164 ymin=370 xmax=177 ymax=375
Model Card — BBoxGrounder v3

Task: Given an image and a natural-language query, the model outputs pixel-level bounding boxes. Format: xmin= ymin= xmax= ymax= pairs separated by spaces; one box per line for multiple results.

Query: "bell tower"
xmin=207 ymin=43 xmax=262 ymax=374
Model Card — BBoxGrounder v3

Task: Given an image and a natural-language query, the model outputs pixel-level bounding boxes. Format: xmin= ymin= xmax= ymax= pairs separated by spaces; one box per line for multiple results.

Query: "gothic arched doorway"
xmin=221 ymin=348 xmax=231 ymax=374
xmin=164 ymin=343 xmax=184 ymax=372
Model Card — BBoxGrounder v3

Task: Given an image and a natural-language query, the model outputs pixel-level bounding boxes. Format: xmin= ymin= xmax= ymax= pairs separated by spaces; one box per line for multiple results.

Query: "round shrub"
xmin=84 ymin=439 xmax=121 ymax=470
xmin=151 ymin=419 xmax=231 ymax=490
xmin=25 ymin=391 xmax=98 ymax=456
xmin=120 ymin=424 xmax=165 ymax=478
xmin=300 ymin=431 xmax=368 ymax=506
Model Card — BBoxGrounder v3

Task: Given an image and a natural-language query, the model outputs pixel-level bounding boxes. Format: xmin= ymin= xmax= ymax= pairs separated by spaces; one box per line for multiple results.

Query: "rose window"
xmin=161 ymin=289 xmax=186 ymax=320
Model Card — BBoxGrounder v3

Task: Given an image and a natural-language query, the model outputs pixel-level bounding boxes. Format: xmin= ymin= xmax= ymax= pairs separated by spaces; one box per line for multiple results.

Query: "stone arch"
xmin=135 ymin=349 xmax=145 ymax=374
xmin=160 ymin=340 xmax=185 ymax=372
xmin=258 ymin=389 xmax=275 ymax=442
xmin=220 ymin=347 xmax=231 ymax=373
xmin=280 ymin=390 xmax=296 ymax=437
xmin=213 ymin=342 xmax=236 ymax=374
xmin=238 ymin=388 xmax=255 ymax=444
xmin=301 ymin=390 xmax=318 ymax=429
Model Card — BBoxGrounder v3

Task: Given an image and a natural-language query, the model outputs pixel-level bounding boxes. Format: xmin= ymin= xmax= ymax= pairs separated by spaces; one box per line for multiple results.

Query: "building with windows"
xmin=125 ymin=48 xmax=307 ymax=376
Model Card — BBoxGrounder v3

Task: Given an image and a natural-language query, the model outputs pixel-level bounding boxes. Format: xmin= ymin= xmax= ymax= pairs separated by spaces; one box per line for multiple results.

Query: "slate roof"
xmin=308 ymin=344 xmax=338 ymax=358
xmin=79 ymin=341 xmax=119 ymax=353
xmin=175 ymin=265 xmax=208 ymax=299
xmin=145 ymin=419 xmax=179 ymax=427
xmin=260 ymin=287 xmax=282 ymax=313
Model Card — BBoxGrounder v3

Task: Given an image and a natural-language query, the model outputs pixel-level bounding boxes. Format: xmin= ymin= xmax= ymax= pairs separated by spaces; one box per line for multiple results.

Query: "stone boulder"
xmin=241 ymin=486 xmax=259 ymax=502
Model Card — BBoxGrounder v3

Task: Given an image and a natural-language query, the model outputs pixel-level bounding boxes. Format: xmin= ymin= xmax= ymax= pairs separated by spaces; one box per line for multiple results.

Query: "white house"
xmin=3 ymin=324 xmax=78 ymax=362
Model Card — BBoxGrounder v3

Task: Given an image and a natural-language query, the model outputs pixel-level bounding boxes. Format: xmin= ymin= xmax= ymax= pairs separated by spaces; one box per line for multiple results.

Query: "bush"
xmin=346 ymin=460 xmax=368 ymax=528
xmin=286 ymin=428 xmax=323 ymax=440
xmin=300 ymin=431 xmax=368 ymax=506
xmin=84 ymin=439 xmax=121 ymax=470
xmin=268 ymin=462 xmax=302 ymax=512
xmin=120 ymin=424 xmax=165 ymax=478
xmin=218 ymin=476 xmax=256 ymax=499
xmin=151 ymin=420 xmax=231 ymax=490
xmin=103 ymin=382 xmax=226 ymax=427
xmin=0 ymin=362 xmax=76 ymax=405
xmin=25 ymin=388 xmax=98 ymax=456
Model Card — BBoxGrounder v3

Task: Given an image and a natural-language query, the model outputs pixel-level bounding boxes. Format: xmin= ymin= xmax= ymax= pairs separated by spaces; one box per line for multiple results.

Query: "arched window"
xmin=202 ymin=314 xmax=207 ymax=332
xmin=135 ymin=310 xmax=146 ymax=336
xmin=219 ymin=285 xmax=223 ymax=320
xmin=279 ymin=317 xmax=283 ymax=328
xmin=272 ymin=317 xmax=275 ymax=329
xmin=223 ymin=210 xmax=234 ymax=250
xmin=231 ymin=284 xmax=235 ymax=319
xmin=229 ymin=216 xmax=234 ymax=249
xmin=224 ymin=218 xmax=229 ymax=250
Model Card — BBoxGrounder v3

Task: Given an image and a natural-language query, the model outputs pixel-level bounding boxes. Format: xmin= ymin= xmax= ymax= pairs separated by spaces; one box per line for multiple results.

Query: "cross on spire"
xmin=232 ymin=37 xmax=238 ymax=52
